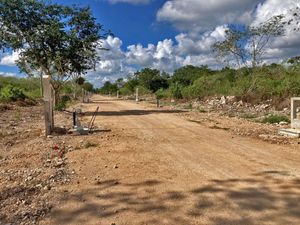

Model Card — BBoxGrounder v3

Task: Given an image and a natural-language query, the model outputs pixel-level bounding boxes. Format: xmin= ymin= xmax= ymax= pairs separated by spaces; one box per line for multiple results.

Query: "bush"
xmin=262 ymin=114 xmax=290 ymax=124
xmin=154 ymin=88 xmax=172 ymax=99
xmin=0 ymin=85 xmax=27 ymax=102
xmin=55 ymin=95 xmax=71 ymax=111
xmin=169 ymin=83 xmax=183 ymax=99
xmin=136 ymin=85 xmax=151 ymax=95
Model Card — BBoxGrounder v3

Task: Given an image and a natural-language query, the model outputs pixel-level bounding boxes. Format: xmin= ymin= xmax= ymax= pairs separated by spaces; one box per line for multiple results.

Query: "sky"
xmin=0 ymin=0 xmax=299 ymax=87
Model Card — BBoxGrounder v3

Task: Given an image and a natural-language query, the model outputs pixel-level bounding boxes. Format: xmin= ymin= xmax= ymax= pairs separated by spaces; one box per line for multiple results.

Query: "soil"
xmin=1 ymin=96 xmax=300 ymax=225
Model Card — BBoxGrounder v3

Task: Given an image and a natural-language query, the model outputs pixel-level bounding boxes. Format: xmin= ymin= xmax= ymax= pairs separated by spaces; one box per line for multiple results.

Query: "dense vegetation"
xmin=0 ymin=76 xmax=40 ymax=102
xmin=99 ymin=58 xmax=300 ymax=105
xmin=0 ymin=75 xmax=94 ymax=110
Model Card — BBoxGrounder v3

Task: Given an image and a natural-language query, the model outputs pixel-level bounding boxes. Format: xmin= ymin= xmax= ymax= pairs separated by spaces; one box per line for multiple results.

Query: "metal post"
xmin=73 ymin=111 xmax=77 ymax=127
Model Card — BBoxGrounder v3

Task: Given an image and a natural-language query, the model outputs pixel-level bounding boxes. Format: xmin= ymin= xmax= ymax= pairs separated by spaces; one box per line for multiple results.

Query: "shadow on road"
xmin=82 ymin=109 xmax=187 ymax=117
xmin=48 ymin=171 xmax=300 ymax=225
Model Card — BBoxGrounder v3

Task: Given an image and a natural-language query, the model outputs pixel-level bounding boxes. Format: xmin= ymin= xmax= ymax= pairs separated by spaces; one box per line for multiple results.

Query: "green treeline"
xmin=99 ymin=60 xmax=300 ymax=103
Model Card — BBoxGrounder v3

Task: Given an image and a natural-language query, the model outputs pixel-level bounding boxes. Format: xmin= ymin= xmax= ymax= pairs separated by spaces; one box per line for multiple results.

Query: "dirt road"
xmin=41 ymin=95 xmax=300 ymax=225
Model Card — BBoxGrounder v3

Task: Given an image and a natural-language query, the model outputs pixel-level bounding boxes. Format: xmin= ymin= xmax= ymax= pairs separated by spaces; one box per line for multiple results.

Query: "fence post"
xmin=42 ymin=75 xmax=54 ymax=136
xmin=136 ymin=88 xmax=139 ymax=102
xmin=117 ymin=90 xmax=119 ymax=99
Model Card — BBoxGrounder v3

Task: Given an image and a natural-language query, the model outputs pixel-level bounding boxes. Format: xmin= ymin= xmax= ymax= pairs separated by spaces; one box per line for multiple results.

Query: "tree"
xmin=82 ymin=82 xmax=94 ymax=92
xmin=0 ymin=0 xmax=104 ymax=102
xmin=213 ymin=14 xmax=292 ymax=68
xmin=99 ymin=81 xmax=118 ymax=94
xmin=172 ymin=65 xmax=212 ymax=86
xmin=287 ymin=56 xmax=300 ymax=72
xmin=135 ymin=68 xmax=160 ymax=90
xmin=75 ymin=77 xmax=86 ymax=86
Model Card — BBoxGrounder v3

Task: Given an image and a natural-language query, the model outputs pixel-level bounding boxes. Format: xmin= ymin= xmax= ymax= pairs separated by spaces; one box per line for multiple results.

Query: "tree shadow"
xmin=48 ymin=171 xmax=300 ymax=225
xmin=82 ymin=109 xmax=186 ymax=117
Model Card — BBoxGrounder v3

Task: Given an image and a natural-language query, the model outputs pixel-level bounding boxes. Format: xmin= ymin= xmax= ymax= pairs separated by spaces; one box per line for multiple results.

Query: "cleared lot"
xmin=38 ymin=95 xmax=300 ymax=224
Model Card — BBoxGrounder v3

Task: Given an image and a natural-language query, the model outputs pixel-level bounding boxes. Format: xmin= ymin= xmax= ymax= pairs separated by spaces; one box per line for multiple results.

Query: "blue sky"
xmin=0 ymin=0 xmax=299 ymax=86
xmin=56 ymin=0 xmax=176 ymax=48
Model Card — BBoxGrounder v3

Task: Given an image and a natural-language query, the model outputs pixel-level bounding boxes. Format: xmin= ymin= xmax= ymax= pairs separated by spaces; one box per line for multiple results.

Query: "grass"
xmin=84 ymin=141 xmax=98 ymax=148
xmin=209 ymin=125 xmax=230 ymax=131
xmin=240 ymin=113 xmax=257 ymax=119
xmin=14 ymin=110 xmax=22 ymax=122
xmin=261 ymin=114 xmax=290 ymax=124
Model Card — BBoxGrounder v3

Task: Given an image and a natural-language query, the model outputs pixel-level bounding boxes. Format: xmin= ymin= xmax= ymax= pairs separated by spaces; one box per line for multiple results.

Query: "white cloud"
xmin=252 ymin=0 xmax=300 ymax=26
xmin=0 ymin=51 xmax=20 ymax=66
xmin=157 ymin=0 xmax=258 ymax=32
xmin=126 ymin=44 xmax=156 ymax=66
xmin=0 ymin=71 xmax=17 ymax=77
xmin=89 ymin=26 xmax=228 ymax=86
xmin=175 ymin=25 xmax=227 ymax=55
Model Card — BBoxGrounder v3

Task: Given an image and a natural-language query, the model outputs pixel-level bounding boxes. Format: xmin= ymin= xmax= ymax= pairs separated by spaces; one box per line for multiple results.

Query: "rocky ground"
xmin=151 ymin=96 xmax=299 ymax=145
xmin=0 ymin=101 xmax=109 ymax=224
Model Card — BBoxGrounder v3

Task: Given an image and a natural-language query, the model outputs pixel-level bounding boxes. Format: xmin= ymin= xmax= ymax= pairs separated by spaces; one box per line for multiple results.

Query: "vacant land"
xmin=1 ymin=95 xmax=300 ymax=225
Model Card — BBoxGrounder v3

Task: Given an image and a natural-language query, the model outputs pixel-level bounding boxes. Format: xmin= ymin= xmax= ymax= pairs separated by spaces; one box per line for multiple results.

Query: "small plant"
xmin=197 ymin=107 xmax=207 ymax=113
xmin=240 ymin=113 xmax=257 ymax=119
xmin=14 ymin=110 xmax=22 ymax=122
xmin=262 ymin=114 xmax=290 ymax=124
xmin=183 ymin=102 xmax=193 ymax=110
xmin=84 ymin=141 xmax=97 ymax=148
xmin=209 ymin=125 xmax=230 ymax=131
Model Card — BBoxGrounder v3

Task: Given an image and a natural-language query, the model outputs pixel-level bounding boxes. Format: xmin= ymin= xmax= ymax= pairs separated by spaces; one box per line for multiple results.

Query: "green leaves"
xmin=0 ymin=0 xmax=104 ymax=86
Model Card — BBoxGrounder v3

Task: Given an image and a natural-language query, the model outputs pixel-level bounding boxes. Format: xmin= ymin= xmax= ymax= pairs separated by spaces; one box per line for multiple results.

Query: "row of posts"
xmin=82 ymin=89 xmax=92 ymax=103
xmin=114 ymin=87 xmax=160 ymax=107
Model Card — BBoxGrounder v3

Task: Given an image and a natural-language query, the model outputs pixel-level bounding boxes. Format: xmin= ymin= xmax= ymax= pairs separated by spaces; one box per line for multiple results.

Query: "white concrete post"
xmin=42 ymin=75 xmax=54 ymax=136
xmin=291 ymin=97 xmax=300 ymax=129
xmin=135 ymin=87 xmax=139 ymax=102
xmin=117 ymin=90 xmax=119 ymax=99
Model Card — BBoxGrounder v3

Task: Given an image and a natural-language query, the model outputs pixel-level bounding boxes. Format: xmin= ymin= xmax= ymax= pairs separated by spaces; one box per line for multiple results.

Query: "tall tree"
xmin=0 ymin=0 xmax=105 ymax=102
xmin=212 ymin=12 xmax=299 ymax=68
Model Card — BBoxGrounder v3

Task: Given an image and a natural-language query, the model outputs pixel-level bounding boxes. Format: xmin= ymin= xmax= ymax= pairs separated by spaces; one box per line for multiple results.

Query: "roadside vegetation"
xmin=99 ymin=59 xmax=300 ymax=107
xmin=0 ymin=75 xmax=95 ymax=111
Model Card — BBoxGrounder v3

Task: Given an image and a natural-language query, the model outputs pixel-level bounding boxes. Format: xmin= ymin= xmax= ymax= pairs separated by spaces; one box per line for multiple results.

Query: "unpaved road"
xmin=41 ymin=95 xmax=300 ymax=225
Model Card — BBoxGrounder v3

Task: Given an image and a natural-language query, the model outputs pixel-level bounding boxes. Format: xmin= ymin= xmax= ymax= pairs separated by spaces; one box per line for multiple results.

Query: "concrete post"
xmin=291 ymin=97 xmax=300 ymax=129
xmin=117 ymin=90 xmax=119 ymax=99
xmin=136 ymin=87 xmax=139 ymax=102
xmin=42 ymin=75 xmax=54 ymax=136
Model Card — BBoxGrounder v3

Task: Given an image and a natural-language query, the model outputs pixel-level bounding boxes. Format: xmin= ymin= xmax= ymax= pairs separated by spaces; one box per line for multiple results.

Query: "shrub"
xmin=135 ymin=85 xmax=151 ymax=95
xmin=55 ymin=95 xmax=71 ymax=111
xmin=262 ymin=114 xmax=290 ymax=124
xmin=154 ymin=88 xmax=172 ymax=99
xmin=0 ymin=85 xmax=27 ymax=102
xmin=169 ymin=83 xmax=183 ymax=99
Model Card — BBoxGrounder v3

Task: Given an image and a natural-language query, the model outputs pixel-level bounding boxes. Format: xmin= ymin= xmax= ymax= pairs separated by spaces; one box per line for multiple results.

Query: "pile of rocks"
xmin=191 ymin=96 xmax=289 ymax=118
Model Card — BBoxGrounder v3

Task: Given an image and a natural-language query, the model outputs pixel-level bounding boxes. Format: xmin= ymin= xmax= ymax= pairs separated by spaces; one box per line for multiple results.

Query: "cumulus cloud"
xmin=88 ymin=25 xmax=229 ymax=86
xmin=175 ymin=25 xmax=227 ymax=55
xmin=0 ymin=51 xmax=20 ymax=66
xmin=157 ymin=0 xmax=257 ymax=32
xmin=0 ymin=71 xmax=17 ymax=77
